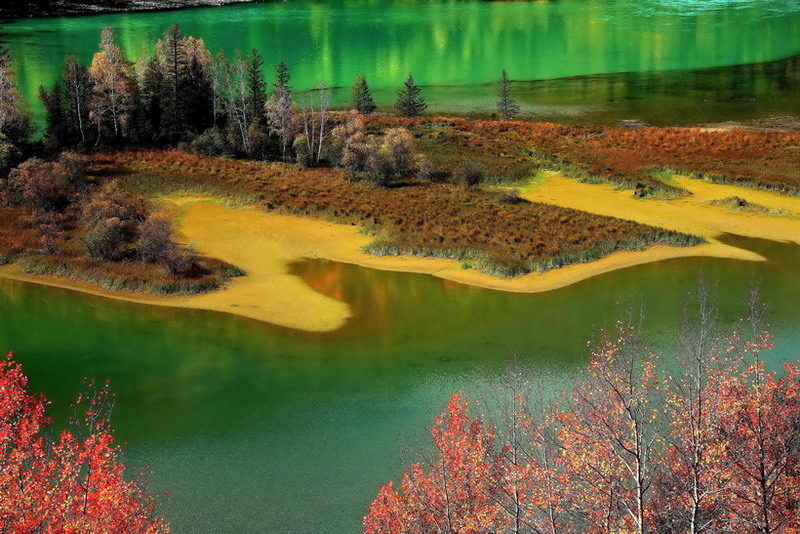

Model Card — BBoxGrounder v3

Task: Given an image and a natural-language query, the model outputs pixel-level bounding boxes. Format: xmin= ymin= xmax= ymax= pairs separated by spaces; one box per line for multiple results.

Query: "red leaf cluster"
xmin=0 ymin=353 xmax=168 ymax=533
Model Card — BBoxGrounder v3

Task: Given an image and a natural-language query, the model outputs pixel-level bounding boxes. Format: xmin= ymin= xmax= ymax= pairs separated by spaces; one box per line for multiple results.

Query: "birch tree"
xmin=89 ymin=27 xmax=136 ymax=140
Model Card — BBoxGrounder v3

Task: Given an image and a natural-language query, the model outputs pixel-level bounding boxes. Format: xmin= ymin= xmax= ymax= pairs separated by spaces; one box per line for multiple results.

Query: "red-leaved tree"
xmin=0 ymin=352 xmax=168 ymax=533
xmin=365 ymin=292 xmax=800 ymax=534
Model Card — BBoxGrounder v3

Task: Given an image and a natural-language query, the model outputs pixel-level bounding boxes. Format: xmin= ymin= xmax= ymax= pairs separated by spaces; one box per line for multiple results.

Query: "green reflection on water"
xmin=1 ymin=235 xmax=799 ymax=532
xmin=3 ymin=0 xmax=800 ymax=125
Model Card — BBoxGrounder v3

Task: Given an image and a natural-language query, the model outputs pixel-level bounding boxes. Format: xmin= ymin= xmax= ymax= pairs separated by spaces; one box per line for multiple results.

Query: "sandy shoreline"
xmin=4 ymin=173 xmax=799 ymax=332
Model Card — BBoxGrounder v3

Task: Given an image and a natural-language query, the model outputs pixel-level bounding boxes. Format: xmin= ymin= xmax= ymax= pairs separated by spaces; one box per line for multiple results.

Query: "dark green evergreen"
xmin=39 ymin=82 xmax=69 ymax=149
xmin=182 ymin=50 xmax=214 ymax=135
xmin=497 ymin=69 xmax=520 ymax=120
xmin=245 ymin=49 xmax=267 ymax=123
xmin=395 ymin=74 xmax=426 ymax=118
xmin=139 ymin=56 xmax=166 ymax=141
xmin=351 ymin=74 xmax=376 ymax=115
xmin=160 ymin=22 xmax=187 ymax=141
xmin=273 ymin=60 xmax=292 ymax=96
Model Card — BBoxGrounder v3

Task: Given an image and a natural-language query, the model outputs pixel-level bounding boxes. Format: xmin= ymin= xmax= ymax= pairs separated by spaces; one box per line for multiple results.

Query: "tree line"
xmin=0 ymin=24 xmax=521 ymax=173
xmin=364 ymin=285 xmax=800 ymax=533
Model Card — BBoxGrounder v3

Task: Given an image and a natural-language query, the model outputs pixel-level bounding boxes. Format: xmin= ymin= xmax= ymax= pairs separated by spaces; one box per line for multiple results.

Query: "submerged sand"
xmin=4 ymin=173 xmax=799 ymax=331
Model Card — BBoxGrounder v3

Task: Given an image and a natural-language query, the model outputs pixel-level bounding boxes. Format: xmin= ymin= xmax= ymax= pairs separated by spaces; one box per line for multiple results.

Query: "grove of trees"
xmin=0 ymin=352 xmax=168 ymax=532
xmin=364 ymin=287 xmax=800 ymax=534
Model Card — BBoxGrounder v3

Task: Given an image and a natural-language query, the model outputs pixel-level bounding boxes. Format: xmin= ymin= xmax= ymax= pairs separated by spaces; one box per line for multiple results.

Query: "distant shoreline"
xmin=0 ymin=0 xmax=263 ymax=20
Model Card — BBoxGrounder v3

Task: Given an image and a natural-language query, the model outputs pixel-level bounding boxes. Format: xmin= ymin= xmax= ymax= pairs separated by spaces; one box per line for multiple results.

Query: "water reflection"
xmin=3 ymin=0 xmax=800 ymax=125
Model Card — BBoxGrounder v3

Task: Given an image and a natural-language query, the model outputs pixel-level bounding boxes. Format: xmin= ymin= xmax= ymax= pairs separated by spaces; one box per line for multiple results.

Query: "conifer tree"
xmin=245 ymin=48 xmax=267 ymax=123
xmin=156 ymin=23 xmax=186 ymax=141
xmin=351 ymin=74 xmax=376 ymax=115
xmin=497 ymin=69 xmax=519 ymax=120
xmin=39 ymin=82 xmax=68 ymax=148
xmin=138 ymin=55 xmax=165 ymax=141
xmin=395 ymin=74 xmax=426 ymax=118
xmin=274 ymin=61 xmax=291 ymax=93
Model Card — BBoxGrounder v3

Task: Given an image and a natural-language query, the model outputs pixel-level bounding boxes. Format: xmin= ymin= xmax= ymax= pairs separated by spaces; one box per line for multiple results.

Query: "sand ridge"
xmin=4 ymin=173 xmax=794 ymax=331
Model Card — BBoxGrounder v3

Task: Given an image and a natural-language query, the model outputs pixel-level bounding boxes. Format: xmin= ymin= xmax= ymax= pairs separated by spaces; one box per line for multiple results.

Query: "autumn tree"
xmin=89 ymin=26 xmax=137 ymax=140
xmin=266 ymin=61 xmax=298 ymax=161
xmin=659 ymin=280 xmax=734 ymax=532
xmin=0 ymin=50 xmax=32 ymax=145
xmin=497 ymin=69 xmax=520 ymax=121
xmin=40 ymin=56 xmax=93 ymax=148
xmin=395 ymin=74 xmax=426 ymax=118
xmin=218 ymin=52 xmax=252 ymax=154
xmin=61 ymin=56 xmax=93 ymax=145
xmin=559 ymin=318 xmax=661 ymax=533
xmin=364 ymin=394 xmax=503 ymax=533
xmin=366 ymin=295 xmax=800 ymax=533
xmin=0 ymin=352 xmax=168 ymax=532
xmin=714 ymin=291 xmax=800 ymax=533
xmin=298 ymin=81 xmax=331 ymax=165
xmin=352 ymin=74 xmax=376 ymax=115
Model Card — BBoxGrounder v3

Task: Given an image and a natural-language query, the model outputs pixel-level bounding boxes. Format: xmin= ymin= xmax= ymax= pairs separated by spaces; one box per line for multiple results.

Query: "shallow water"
xmin=3 ymin=0 xmax=800 ymax=124
xmin=2 ymin=235 xmax=800 ymax=532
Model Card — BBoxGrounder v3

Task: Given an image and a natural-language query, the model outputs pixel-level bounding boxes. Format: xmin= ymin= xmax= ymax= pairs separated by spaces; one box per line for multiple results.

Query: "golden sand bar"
xmin=5 ymin=173 xmax=800 ymax=331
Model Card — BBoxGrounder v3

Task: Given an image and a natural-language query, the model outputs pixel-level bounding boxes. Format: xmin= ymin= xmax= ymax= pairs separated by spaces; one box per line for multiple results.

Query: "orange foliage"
xmin=100 ymin=149 xmax=693 ymax=275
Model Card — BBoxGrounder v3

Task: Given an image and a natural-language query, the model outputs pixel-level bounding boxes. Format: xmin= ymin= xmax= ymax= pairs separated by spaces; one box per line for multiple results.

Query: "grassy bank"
xmin=363 ymin=116 xmax=800 ymax=196
xmin=98 ymin=149 xmax=701 ymax=278
xmin=16 ymin=254 xmax=244 ymax=295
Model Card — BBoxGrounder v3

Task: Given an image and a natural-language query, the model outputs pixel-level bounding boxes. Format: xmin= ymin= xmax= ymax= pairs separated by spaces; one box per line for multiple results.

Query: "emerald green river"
xmin=2 ymin=1 xmax=800 ymax=531
xmin=2 ymin=236 xmax=800 ymax=532
xmin=3 ymin=0 xmax=800 ymax=125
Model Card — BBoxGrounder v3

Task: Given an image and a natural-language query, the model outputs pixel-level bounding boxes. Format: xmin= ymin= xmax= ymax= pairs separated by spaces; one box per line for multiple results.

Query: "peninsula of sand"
xmin=4 ymin=171 xmax=800 ymax=332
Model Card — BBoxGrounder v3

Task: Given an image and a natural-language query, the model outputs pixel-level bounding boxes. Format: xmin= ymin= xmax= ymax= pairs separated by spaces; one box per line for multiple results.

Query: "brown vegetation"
xmin=363 ymin=116 xmax=800 ymax=195
xmin=97 ymin=149 xmax=699 ymax=277
xmin=0 ymin=155 xmax=242 ymax=294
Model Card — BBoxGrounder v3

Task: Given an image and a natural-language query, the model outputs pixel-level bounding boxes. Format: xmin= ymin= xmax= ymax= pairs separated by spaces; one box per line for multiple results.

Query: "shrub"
xmin=341 ymin=131 xmax=374 ymax=180
xmin=293 ymin=135 xmax=311 ymax=166
xmin=3 ymin=158 xmax=69 ymax=211
xmin=379 ymin=128 xmax=416 ymax=179
xmin=458 ymin=161 xmax=484 ymax=188
xmin=414 ymin=153 xmax=435 ymax=181
xmin=331 ymin=112 xmax=366 ymax=166
xmin=82 ymin=180 xmax=147 ymax=229
xmin=136 ymin=214 xmax=175 ymax=263
xmin=84 ymin=217 xmax=124 ymax=261
xmin=163 ymin=244 xmax=195 ymax=276
xmin=58 ymin=151 xmax=88 ymax=187
xmin=497 ymin=189 xmax=525 ymax=205
xmin=190 ymin=127 xmax=230 ymax=157
xmin=0 ymin=135 xmax=21 ymax=178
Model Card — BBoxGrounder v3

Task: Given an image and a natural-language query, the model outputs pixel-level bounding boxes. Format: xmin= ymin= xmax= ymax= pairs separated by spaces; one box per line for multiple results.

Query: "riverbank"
xmin=0 ymin=0 xmax=260 ymax=19
xmin=0 ymin=179 xmax=774 ymax=332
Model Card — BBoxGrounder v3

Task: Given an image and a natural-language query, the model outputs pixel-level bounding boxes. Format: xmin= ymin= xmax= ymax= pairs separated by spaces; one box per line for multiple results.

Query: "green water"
xmin=3 ymin=0 xmax=800 ymax=124
xmin=2 ymin=1 xmax=800 ymax=531
xmin=2 ymin=235 xmax=800 ymax=532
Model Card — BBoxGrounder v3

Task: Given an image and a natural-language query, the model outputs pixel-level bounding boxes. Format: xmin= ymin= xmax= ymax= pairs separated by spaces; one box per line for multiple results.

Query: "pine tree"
xmin=39 ymin=82 xmax=69 ymax=148
xmin=497 ymin=69 xmax=520 ymax=120
xmin=157 ymin=22 xmax=186 ymax=141
xmin=351 ymin=74 xmax=376 ymax=115
xmin=181 ymin=36 xmax=213 ymax=135
xmin=139 ymin=55 xmax=165 ymax=141
xmin=245 ymin=48 xmax=266 ymax=124
xmin=273 ymin=60 xmax=292 ymax=96
xmin=395 ymin=74 xmax=426 ymax=118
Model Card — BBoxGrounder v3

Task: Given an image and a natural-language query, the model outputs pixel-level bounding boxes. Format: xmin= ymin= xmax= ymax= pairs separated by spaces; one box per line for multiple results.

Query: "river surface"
xmin=2 ymin=1 xmax=800 ymax=532
xmin=2 ymin=236 xmax=800 ymax=532
xmin=2 ymin=0 xmax=800 ymax=124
